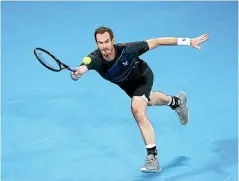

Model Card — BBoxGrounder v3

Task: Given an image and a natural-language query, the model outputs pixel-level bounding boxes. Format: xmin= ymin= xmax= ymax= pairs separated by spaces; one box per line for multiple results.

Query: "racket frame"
xmin=34 ymin=47 xmax=76 ymax=72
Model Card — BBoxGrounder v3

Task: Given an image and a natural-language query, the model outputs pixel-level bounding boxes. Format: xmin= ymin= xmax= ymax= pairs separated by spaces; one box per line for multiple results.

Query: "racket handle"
xmin=70 ymin=71 xmax=81 ymax=81
xmin=69 ymin=67 xmax=77 ymax=72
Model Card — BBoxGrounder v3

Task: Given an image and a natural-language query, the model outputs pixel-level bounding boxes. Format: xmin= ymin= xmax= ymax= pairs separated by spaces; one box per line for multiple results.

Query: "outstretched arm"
xmin=70 ymin=55 xmax=99 ymax=81
xmin=146 ymin=33 xmax=209 ymax=51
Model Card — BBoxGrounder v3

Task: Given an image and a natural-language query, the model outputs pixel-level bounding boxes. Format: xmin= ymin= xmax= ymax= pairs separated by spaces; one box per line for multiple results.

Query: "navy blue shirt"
xmin=83 ymin=41 xmax=150 ymax=85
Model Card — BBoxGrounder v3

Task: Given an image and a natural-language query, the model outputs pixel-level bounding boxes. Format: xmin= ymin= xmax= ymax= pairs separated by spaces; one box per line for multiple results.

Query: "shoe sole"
xmin=141 ymin=167 xmax=161 ymax=173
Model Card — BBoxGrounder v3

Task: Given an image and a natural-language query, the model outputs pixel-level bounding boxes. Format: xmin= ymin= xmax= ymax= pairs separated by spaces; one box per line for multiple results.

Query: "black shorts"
xmin=119 ymin=68 xmax=154 ymax=101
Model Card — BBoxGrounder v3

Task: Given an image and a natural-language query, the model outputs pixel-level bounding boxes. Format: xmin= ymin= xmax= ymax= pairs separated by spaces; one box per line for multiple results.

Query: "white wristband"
xmin=177 ymin=38 xmax=191 ymax=46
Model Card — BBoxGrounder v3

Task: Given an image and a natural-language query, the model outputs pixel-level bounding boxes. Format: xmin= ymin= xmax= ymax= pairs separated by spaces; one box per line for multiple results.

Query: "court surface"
xmin=1 ymin=2 xmax=238 ymax=181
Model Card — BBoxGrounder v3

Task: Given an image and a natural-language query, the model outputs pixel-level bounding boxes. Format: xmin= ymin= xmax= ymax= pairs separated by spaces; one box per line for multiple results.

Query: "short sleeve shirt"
xmin=82 ymin=41 xmax=150 ymax=85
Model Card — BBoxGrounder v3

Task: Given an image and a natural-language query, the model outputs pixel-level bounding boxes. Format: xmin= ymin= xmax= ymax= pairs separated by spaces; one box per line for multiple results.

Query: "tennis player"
xmin=71 ymin=26 xmax=209 ymax=173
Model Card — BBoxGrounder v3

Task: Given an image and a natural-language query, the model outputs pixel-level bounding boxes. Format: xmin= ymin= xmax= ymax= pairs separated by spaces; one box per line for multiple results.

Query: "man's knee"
xmin=131 ymin=96 xmax=147 ymax=121
xmin=131 ymin=104 xmax=141 ymax=116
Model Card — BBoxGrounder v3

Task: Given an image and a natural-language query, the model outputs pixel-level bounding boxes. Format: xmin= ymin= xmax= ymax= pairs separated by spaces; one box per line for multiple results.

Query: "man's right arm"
xmin=70 ymin=52 xmax=100 ymax=81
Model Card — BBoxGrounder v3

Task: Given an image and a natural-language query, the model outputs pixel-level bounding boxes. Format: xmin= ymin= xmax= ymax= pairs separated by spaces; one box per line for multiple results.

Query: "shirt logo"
xmin=122 ymin=61 xmax=129 ymax=66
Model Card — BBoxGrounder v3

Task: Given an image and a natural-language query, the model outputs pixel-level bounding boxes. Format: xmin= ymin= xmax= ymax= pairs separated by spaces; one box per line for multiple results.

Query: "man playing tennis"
xmin=71 ymin=26 xmax=209 ymax=173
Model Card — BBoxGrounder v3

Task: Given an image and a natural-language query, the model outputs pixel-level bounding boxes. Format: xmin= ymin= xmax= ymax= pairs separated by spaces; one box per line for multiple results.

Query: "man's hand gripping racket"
xmin=71 ymin=66 xmax=88 ymax=81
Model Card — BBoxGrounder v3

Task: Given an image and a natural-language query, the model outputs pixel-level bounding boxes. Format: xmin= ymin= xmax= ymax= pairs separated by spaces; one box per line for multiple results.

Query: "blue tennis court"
xmin=1 ymin=1 xmax=238 ymax=181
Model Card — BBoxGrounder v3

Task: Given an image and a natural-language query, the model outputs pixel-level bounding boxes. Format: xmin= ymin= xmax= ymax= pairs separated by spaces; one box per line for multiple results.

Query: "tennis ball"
xmin=83 ymin=57 xmax=91 ymax=65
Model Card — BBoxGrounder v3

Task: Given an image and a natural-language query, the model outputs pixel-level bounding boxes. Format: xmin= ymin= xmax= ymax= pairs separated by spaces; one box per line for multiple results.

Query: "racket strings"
xmin=35 ymin=50 xmax=61 ymax=71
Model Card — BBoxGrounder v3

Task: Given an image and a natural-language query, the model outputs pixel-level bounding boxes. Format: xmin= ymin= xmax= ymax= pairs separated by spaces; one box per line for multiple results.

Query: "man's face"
xmin=96 ymin=32 xmax=114 ymax=57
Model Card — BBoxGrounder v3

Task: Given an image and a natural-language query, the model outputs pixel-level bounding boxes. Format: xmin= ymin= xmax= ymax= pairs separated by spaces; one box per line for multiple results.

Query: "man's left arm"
xmin=146 ymin=33 xmax=209 ymax=51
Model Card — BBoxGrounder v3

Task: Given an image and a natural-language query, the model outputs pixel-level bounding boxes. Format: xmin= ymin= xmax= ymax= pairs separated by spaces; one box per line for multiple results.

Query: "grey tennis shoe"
xmin=141 ymin=154 xmax=161 ymax=173
xmin=175 ymin=92 xmax=189 ymax=125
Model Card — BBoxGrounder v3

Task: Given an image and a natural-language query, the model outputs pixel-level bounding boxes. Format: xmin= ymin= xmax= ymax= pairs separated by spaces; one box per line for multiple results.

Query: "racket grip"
xmin=70 ymin=68 xmax=77 ymax=72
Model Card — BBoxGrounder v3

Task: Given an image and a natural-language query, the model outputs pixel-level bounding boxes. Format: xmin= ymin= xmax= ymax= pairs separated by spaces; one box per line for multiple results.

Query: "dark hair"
xmin=94 ymin=26 xmax=114 ymax=42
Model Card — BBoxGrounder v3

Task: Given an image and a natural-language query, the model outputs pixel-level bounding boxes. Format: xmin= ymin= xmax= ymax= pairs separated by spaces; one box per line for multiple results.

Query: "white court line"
xmin=28 ymin=136 xmax=54 ymax=145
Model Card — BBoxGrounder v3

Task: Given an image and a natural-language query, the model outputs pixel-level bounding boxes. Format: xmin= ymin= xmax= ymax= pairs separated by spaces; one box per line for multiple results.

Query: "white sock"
xmin=167 ymin=96 xmax=172 ymax=106
xmin=146 ymin=144 xmax=156 ymax=149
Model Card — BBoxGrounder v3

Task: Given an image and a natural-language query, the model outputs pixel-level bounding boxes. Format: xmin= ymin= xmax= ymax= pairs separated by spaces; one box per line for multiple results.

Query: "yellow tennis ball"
xmin=83 ymin=57 xmax=91 ymax=65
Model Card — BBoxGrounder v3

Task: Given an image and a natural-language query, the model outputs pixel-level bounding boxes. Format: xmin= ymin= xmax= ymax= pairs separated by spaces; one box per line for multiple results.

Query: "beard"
xmin=101 ymin=48 xmax=112 ymax=57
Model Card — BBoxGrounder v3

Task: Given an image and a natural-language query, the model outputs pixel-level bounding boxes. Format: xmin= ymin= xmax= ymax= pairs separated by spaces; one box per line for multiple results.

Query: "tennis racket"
xmin=33 ymin=47 xmax=76 ymax=72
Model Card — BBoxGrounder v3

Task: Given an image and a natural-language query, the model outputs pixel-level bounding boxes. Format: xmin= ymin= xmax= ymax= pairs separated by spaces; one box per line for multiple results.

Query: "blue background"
xmin=2 ymin=1 xmax=238 ymax=181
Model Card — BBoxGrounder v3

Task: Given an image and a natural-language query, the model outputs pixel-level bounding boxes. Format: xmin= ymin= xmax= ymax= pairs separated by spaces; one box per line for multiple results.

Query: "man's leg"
xmin=148 ymin=91 xmax=189 ymax=125
xmin=131 ymin=96 xmax=160 ymax=173
xmin=148 ymin=91 xmax=171 ymax=106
